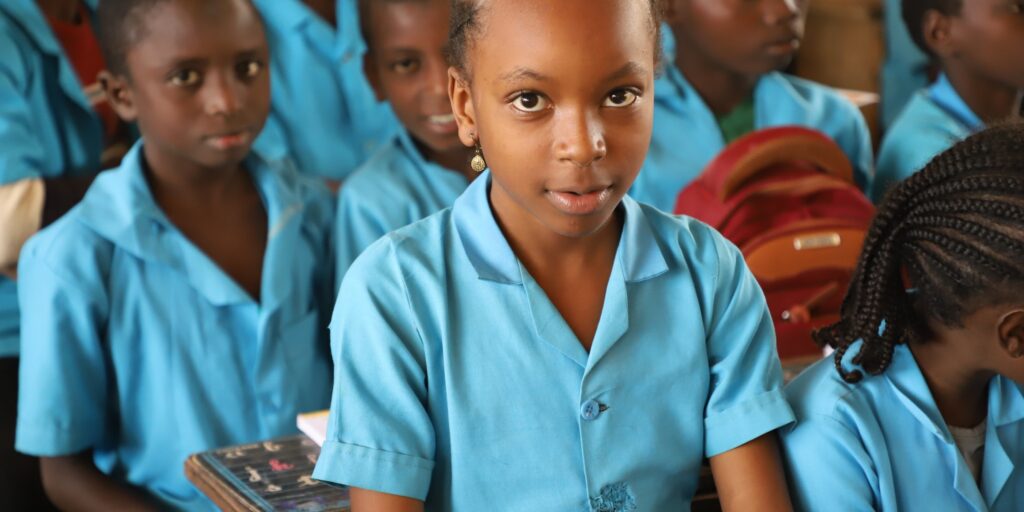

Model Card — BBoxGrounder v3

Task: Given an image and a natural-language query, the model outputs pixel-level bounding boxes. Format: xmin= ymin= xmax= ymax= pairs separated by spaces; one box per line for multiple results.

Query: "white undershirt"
xmin=949 ymin=420 xmax=987 ymax=483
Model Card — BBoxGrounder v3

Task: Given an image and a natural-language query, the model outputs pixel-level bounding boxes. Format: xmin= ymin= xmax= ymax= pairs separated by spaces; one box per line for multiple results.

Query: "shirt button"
xmin=581 ymin=400 xmax=602 ymax=421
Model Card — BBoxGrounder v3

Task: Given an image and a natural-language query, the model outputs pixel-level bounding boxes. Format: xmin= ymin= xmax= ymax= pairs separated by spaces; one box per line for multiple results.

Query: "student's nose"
xmin=203 ymin=72 xmax=242 ymax=117
xmin=555 ymin=107 xmax=607 ymax=168
xmin=762 ymin=0 xmax=800 ymax=25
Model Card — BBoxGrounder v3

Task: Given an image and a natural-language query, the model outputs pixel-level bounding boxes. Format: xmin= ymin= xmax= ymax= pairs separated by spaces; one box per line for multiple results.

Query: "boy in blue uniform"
xmin=782 ymin=124 xmax=1024 ymax=511
xmin=15 ymin=0 xmax=334 ymax=509
xmin=0 ymin=0 xmax=132 ymax=507
xmin=252 ymin=0 xmax=398 ymax=185
xmin=873 ymin=0 xmax=1024 ymax=201
xmin=314 ymin=1 xmax=796 ymax=510
xmin=633 ymin=0 xmax=873 ymax=212
xmin=334 ymin=0 xmax=475 ymax=279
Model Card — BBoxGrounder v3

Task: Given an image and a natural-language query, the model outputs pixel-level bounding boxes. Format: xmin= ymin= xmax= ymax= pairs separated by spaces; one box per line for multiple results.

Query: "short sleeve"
xmin=780 ymin=414 xmax=878 ymax=511
xmin=15 ymin=233 xmax=111 ymax=456
xmin=0 ymin=32 xmax=48 ymax=185
xmin=702 ymin=233 xmax=794 ymax=457
xmin=312 ymin=240 xmax=435 ymax=501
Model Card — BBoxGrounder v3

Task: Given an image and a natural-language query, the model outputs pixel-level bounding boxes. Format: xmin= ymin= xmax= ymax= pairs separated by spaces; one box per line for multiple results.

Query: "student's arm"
xmin=40 ymin=453 xmax=158 ymax=512
xmin=779 ymin=414 xmax=878 ymax=511
xmin=350 ymin=488 xmax=424 ymax=512
xmin=709 ymin=433 xmax=791 ymax=512
xmin=697 ymin=226 xmax=795 ymax=508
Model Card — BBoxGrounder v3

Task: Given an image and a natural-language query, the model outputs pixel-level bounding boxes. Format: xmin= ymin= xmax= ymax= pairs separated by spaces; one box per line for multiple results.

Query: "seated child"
xmin=881 ymin=0 xmax=931 ymax=129
xmin=314 ymin=1 xmax=796 ymax=510
xmin=873 ymin=0 xmax=1024 ymax=201
xmin=782 ymin=123 xmax=1024 ymax=511
xmin=335 ymin=0 xmax=476 ymax=280
xmin=15 ymin=0 xmax=334 ymax=509
xmin=632 ymin=0 xmax=874 ymax=212
xmin=252 ymin=0 xmax=398 ymax=184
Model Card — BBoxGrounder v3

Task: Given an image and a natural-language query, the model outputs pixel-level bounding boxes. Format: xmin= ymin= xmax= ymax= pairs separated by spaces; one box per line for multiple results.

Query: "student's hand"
xmin=350 ymin=487 xmax=424 ymax=512
xmin=709 ymin=433 xmax=793 ymax=512
xmin=39 ymin=453 xmax=160 ymax=512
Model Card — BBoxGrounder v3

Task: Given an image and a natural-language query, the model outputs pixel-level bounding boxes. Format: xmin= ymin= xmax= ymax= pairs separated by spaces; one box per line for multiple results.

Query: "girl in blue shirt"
xmin=782 ymin=123 xmax=1024 ymax=511
xmin=314 ymin=1 xmax=795 ymax=510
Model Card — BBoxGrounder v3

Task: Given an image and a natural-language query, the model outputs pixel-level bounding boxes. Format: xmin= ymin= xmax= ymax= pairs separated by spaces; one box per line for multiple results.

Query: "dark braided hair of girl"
xmin=444 ymin=0 xmax=664 ymax=78
xmin=816 ymin=122 xmax=1024 ymax=383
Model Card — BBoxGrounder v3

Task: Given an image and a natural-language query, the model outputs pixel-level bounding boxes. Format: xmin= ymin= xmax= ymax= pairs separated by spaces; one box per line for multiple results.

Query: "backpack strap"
xmin=702 ymin=126 xmax=855 ymax=201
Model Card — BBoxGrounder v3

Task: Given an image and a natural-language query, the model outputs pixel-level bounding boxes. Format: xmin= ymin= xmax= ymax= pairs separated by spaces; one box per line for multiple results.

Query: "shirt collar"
xmin=77 ymin=140 xmax=306 ymax=306
xmin=928 ymin=73 xmax=984 ymax=131
xmin=452 ymin=172 xmax=669 ymax=285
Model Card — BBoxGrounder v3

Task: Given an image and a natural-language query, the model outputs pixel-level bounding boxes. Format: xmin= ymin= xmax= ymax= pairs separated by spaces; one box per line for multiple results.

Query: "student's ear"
xmin=363 ymin=53 xmax=385 ymax=102
xmin=922 ymin=9 xmax=956 ymax=60
xmin=448 ymin=66 xmax=477 ymax=147
xmin=997 ymin=309 xmax=1024 ymax=359
xmin=99 ymin=70 xmax=137 ymax=123
xmin=661 ymin=0 xmax=684 ymax=26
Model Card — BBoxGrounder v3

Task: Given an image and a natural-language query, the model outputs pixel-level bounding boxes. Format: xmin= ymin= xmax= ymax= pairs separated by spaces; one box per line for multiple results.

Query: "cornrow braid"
xmin=816 ymin=122 xmax=1024 ymax=383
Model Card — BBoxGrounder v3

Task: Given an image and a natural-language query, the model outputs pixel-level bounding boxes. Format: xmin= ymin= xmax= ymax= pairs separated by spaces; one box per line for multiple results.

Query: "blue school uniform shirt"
xmin=335 ymin=130 xmax=469 ymax=280
xmin=881 ymin=0 xmax=931 ymax=129
xmin=0 ymin=0 xmax=102 ymax=357
xmin=781 ymin=342 xmax=1024 ymax=511
xmin=635 ymin=65 xmax=874 ymax=212
xmin=15 ymin=142 xmax=335 ymax=510
xmin=313 ymin=172 xmax=795 ymax=510
xmin=252 ymin=0 xmax=398 ymax=181
xmin=872 ymin=74 xmax=981 ymax=201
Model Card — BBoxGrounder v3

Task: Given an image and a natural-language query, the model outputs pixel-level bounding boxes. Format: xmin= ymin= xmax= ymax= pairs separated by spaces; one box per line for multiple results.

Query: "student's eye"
xmin=238 ymin=60 xmax=263 ymax=79
xmin=511 ymin=91 xmax=549 ymax=113
xmin=1011 ymin=0 xmax=1023 ymax=13
xmin=169 ymin=69 xmax=201 ymax=87
xmin=603 ymin=88 xmax=640 ymax=108
xmin=390 ymin=58 xmax=420 ymax=75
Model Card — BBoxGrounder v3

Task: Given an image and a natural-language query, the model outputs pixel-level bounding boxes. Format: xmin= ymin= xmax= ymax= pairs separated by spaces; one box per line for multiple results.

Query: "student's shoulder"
xmin=632 ymin=201 xmax=739 ymax=271
xmin=777 ymin=73 xmax=856 ymax=109
xmin=20 ymin=204 xmax=113 ymax=292
xmin=882 ymin=92 xmax=965 ymax=147
xmin=340 ymin=139 xmax=417 ymax=202
xmin=784 ymin=353 xmax=883 ymax=426
xmin=343 ymin=208 xmax=454 ymax=282
xmin=261 ymin=155 xmax=336 ymax=225
xmin=0 ymin=14 xmax=35 ymax=80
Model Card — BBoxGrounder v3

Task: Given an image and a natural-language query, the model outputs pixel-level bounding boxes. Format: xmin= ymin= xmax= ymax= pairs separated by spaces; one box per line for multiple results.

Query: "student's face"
xmin=944 ymin=0 xmax=1024 ymax=89
xmin=449 ymin=0 xmax=656 ymax=238
xmin=106 ymin=0 xmax=271 ymax=173
xmin=668 ymin=0 xmax=807 ymax=77
xmin=365 ymin=0 xmax=460 ymax=157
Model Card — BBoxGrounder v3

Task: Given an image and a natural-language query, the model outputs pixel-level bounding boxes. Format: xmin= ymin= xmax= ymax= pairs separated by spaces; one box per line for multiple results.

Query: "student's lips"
xmin=763 ymin=37 xmax=800 ymax=56
xmin=205 ymin=130 xmax=253 ymax=150
xmin=546 ymin=186 xmax=613 ymax=215
xmin=425 ymin=114 xmax=458 ymax=135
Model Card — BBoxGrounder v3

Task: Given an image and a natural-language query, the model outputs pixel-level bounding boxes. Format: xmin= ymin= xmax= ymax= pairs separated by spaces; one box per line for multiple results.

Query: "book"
xmin=297 ymin=410 xmax=330 ymax=447
xmin=185 ymin=434 xmax=349 ymax=512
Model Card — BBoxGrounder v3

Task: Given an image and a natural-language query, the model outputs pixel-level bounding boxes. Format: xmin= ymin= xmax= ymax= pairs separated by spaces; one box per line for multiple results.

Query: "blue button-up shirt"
xmin=252 ymin=0 xmax=398 ymax=181
xmin=873 ymin=74 xmax=982 ymax=201
xmin=782 ymin=342 xmax=1024 ymax=511
xmin=635 ymin=64 xmax=874 ymax=212
xmin=314 ymin=172 xmax=794 ymax=510
xmin=15 ymin=142 xmax=335 ymax=510
xmin=335 ymin=129 xmax=468 ymax=281
xmin=0 ymin=0 xmax=103 ymax=357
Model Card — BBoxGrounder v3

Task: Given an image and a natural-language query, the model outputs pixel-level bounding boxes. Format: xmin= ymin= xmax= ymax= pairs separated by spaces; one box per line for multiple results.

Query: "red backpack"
xmin=674 ymin=126 xmax=874 ymax=360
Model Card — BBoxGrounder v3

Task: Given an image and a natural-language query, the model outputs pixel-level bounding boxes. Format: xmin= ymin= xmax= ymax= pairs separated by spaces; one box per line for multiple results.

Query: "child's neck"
xmin=674 ymin=51 xmax=759 ymax=116
xmin=303 ymin=0 xmax=336 ymax=28
xmin=910 ymin=340 xmax=993 ymax=429
xmin=945 ymin=64 xmax=1023 ymax=124
xmin=418 ymin=141 xmax=477 ymax=183
xmin=37 ymin=0 xmax=80 ymax=23
xmin=142 ymin=148 xmax=251 ymax=208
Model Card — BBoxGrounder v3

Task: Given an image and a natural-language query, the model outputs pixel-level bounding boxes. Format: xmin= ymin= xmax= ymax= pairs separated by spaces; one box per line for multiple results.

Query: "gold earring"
xmin=470 ymin=142 xmax=487 ymax=173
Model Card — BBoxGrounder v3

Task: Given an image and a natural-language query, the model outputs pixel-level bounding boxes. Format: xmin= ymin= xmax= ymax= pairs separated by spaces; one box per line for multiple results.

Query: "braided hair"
xmin=445 ymin=0 xmax=664 ymax=77
xmin=816 ymin=123 xmax=1024 ymax=383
